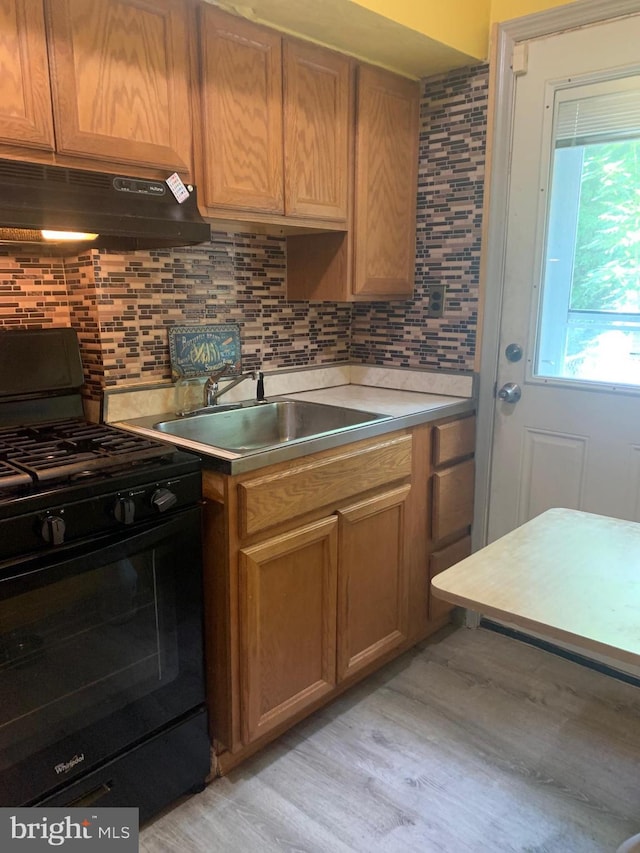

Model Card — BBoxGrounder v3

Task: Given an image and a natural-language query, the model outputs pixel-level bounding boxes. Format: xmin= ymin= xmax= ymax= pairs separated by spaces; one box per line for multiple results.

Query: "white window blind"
xmin=555 ymin=85 xmax=640 ymax=147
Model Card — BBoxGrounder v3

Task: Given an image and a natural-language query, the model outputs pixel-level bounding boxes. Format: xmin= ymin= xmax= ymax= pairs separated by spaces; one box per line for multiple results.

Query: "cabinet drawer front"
xmin=433 ymin=416 xmax=475 ymax=467
xmin=432 ymin=458 xmax=475 ymax=543
xmin=238 ymin=434 xmax=412 ymax=537
xmin=429 ymin=536 xmax=471 ymax=621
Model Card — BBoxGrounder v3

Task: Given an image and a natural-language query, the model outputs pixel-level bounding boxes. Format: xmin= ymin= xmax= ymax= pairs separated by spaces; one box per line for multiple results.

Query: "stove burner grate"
xmin=0 ymin=419 xmax=173 ymax=487
xmin=0 ymin=459 xmax=32 ymax=490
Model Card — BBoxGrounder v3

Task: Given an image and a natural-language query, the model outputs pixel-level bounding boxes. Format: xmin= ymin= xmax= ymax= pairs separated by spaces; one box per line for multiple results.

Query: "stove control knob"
xmin=151 ymin=488 xmax=178 ymax=513
xmin=114 ymin=497 xmax=136 ymax=525
xmin=41 ymin=515 xmax=66 ymax=546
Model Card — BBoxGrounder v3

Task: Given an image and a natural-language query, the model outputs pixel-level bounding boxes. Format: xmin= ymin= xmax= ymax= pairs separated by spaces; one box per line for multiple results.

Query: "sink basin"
xmin=154 ymin=400 xmax=390 ymax=453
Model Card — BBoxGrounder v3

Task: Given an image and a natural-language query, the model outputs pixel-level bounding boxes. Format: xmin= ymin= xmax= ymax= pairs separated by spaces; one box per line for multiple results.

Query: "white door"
xmin=488 ymin=15 xmax=640 ymax=543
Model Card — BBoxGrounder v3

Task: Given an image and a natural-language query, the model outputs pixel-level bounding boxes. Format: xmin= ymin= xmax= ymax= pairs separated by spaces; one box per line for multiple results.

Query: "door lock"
xmin=497 ymin=382 xmax=522 ymax=404
xmin=505 ymin=343 xmax=523 ymax=362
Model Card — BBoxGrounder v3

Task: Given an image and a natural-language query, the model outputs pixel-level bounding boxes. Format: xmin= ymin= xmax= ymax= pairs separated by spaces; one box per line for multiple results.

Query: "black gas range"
xmin=0 ymin=327 xmax=209 ymax=821
xmin=0 ymin=415 xmax=201 ymax=563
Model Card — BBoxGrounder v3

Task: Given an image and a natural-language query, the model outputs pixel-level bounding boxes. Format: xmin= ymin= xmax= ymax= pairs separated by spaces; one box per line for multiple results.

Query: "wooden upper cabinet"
xmin=46 ymin=0 xmax=193 ymax=175
xmin=353 ymin=65 xmax=419 ymax=298
xmin=286 ymin=62 xmax=419 ymax=301
xmin=0 ymin=0 xmax=55 ymax=152
xmin=283 ymin=40 xmax=351 ymax=221
xmin=196 ymin=8 xmax=351 ymax=225
xmin=198 ymin=6 xmax=284 ymax=214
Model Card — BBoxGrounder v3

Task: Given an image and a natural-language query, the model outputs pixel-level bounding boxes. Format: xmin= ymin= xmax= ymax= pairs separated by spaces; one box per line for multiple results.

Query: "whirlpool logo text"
xmin=54 ymin=754 xmax=84 ymax=776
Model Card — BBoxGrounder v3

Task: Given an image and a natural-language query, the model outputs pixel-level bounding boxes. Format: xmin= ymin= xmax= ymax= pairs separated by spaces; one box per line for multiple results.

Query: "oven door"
xmin=0 ymin=506 xmax=205 ymax=806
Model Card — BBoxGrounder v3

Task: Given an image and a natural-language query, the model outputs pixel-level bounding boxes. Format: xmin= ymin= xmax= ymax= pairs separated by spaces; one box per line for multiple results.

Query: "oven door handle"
xmin=0 ymin=506 xmax=202 ymax=590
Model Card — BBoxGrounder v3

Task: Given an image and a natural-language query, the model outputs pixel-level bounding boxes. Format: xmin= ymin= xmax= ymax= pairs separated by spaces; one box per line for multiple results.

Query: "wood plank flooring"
xmin=140 ymin=627 xmax=640 ymax=852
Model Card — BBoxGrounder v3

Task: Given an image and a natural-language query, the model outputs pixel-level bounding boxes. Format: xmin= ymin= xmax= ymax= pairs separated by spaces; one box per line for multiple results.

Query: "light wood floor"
xmin=140 ymin=627 xmax=640 ymax=852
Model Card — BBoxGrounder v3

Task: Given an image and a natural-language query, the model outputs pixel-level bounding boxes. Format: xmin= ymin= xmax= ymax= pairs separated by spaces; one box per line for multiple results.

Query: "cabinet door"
xmin=283 ymin=40 xmax=351 ymax=221
xmin=337 ymin=485 xmax=410 ymax=681
xmin=0 ymin=0 xmax=54 ymax=151
xmin=239 ymin=517 xmax=337 ymax=744
xmin=199 ymin=6 xmax=284 ymax=214
xmin=353 ymin=65 xmax=419 ymax=298
xmin=46 ymin=0 xmax=192 ymax=173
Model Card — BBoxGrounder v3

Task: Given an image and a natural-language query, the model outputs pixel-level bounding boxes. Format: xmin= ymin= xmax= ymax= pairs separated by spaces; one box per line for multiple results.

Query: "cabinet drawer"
xmin=429 ymin=536 xmax=471 ymax=621
xmin=432 ymin=416 xmax=475 ymax=467
xmin=238 ymin=434 xmax=412 ymax=537
xmin=432 ymin=458 xmax=474 ymax=542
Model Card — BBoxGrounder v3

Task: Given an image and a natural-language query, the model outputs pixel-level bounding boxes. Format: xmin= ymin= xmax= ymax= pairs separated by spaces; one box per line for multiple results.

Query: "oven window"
xmin=0 ymin=541 xmax=184 ymax=769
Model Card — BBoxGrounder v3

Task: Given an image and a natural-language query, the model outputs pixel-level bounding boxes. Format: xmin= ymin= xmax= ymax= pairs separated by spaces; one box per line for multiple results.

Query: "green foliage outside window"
xmin=571 ymin=140 xmax=640 ymax=313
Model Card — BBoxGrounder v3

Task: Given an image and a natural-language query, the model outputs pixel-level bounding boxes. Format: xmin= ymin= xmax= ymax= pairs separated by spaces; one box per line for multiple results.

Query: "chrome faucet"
xmin=203 ymin=364 xmax=265 ymax=407
xmin=203 ymin=363 xmax=234 ymax=407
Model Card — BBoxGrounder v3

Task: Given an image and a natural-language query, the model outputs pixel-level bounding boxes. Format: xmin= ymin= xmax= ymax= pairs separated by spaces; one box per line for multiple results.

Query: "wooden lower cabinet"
xmin=428 ymin=415 xmax=476 ymax=623
xmin=203 ymin=419 xmax=475 ymax=773
xmin=239 ymin=485 xmax=411 ymax=744
xmin=432 ymin=458 xmax=475 ymax=543
xmin=239 ymin=517 xmax=338 ymax=743
xmin=337 ymin=485 xmax=410 ymax=679
xmin=429 ymin=536 xmax=472 ymax=622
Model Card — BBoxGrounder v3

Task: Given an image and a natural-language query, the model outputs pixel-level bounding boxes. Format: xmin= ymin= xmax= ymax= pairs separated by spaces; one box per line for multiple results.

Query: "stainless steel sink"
xmin=154 ymin=400 xmax=390 ymax=453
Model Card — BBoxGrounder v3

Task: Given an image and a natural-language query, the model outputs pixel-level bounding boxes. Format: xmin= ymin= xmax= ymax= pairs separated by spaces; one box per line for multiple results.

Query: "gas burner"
xmin=0 ymin=419 xmax=173 ymax=491
xmin=69 ymin=470 xmax=98 ymax=481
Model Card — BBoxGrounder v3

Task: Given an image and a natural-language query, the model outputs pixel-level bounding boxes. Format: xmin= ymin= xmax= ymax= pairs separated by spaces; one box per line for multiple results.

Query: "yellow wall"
xmin=349 ymin=0 xmax=580 ymax=58
xmin=349 ymin=0 xmax=489 ymax=59
xmin=490 ymin=0 xmax=577 ymax=23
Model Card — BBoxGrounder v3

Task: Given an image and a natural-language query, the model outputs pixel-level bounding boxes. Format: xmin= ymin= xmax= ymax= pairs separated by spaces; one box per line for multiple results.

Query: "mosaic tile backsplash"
xmin=0 ymin=64 xmax=488 ymax=403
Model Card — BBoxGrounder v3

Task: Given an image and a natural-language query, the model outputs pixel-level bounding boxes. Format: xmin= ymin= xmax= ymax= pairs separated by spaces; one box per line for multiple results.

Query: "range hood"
xmin=0 ymin=158 xmax=211 ymax=252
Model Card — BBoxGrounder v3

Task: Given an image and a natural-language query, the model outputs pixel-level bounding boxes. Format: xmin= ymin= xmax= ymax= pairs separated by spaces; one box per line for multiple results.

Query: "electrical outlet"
xmin=428 ymin=284 xmax=446 ymax=318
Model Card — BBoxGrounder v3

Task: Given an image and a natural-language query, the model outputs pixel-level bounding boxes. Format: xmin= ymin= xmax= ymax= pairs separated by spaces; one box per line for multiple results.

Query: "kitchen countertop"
xmin=278 ymin=385 xmax=465 ymax=416
xmin=115 ymin=384 xmax=475 ymax=474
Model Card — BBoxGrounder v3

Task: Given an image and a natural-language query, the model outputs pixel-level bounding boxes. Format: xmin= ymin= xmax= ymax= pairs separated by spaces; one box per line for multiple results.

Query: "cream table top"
xmin=431 ymin=508 xmax=640 ymax=668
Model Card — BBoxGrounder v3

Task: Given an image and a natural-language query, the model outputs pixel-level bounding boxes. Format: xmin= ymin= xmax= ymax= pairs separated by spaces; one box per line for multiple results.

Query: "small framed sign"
xmin=168 ymin=324 xmax=241 ymax=379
